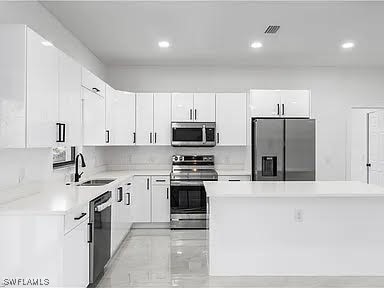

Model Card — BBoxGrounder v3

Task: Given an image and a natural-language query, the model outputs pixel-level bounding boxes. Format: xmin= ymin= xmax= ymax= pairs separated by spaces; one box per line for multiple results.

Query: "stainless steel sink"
xmin=77 ymin=179 xmax=116 ymax=187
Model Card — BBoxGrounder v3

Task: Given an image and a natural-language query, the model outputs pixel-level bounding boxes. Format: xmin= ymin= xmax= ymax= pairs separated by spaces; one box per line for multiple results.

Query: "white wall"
xmin=107 ymin=66 xmax=384 ymax=180
xmin=0 ymin=1 xmax=106 ymax=79
xmin=0 ymin=2 xmax=108 ymax=190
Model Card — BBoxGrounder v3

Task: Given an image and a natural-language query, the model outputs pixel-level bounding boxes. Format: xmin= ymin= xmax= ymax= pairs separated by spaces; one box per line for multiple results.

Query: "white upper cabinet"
xmin=81 ymin=67 xmax=105 ymax=97
xmin=280 ymin=90 xmax=310 ymax=118
xmin=250 ymin=90 xmax=280 ymax=118
xmin=58 ymin=51 xmax=82 ymax=146
xmin=82 ymin=87 xmax=106 ymax=146
xmin=250 ymin=89 xmax=310 ymax=118
xmin=216 ymin=93 xmax=247 ymax=146
xmin=171 ymin=93 xmax=194 ymax=122
xmin=193 ymin=93 xmax=216 ymax=122
xmin=0 ymin=25 xmax=27 ymax=148
xmin=26 ymin=27 xmax=59 ymax=147
xmin=153 ymin=93 xmax=171 ymax=145
xmin=171 ymin=93 xmax=215 ymax=122
xmin=136 ymin=93 xmax=154 ymax=145
xmin=106 ymin=89 xmax=136 ymax=145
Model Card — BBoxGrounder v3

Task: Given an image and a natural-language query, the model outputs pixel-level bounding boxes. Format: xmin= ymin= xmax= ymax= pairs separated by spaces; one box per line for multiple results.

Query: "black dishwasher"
xmin=89 ymin=191 xmax=112 ymax=284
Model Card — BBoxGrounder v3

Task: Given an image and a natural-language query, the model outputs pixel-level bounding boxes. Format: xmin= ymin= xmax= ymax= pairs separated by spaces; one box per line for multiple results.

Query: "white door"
xmin=63 ymin=218 xmax=89 ymax=288
xmin=216 ymin=93 xmax=247 ymax=146
xmin=250 ymin=90 xmax=281 ymax=118
xmin=132 ymin=176 xmax=151 ymax=222
xmin=368 ymin=111 xmax=384 ymax=186
xmin=171 ymin=93 xmax=194 ymax=122
xmin=0 ymin=25 xmax=26 ymax=148
xmin=193 ymin=93 xmax=216 ymax=122
xmin=154 ymin=93 xmax=171 ymax=145
xmin=280 ymin=90 xmax=310 ymax=118
xmin=58 ymin=51 xmax=81 ymax=147
xmin=151 ymin=185 xmax=170 ymax=222
xmin=26 ymin=28 xmax=58 ymax=147
xmin=136 ymin=93 xmax=154 ymax=145
xmin=82 ymin=88 xmax=106 ymax=146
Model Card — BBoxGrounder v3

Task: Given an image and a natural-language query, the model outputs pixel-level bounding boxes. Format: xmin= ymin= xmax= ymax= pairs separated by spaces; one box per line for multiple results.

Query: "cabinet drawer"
xmin=152 ymin=176 xmax=170 ymax=185
xmin=81 ymin=67 xmax=105 ymax=97
xmin=218 ymin=175 xmax=251 ymax=182
xmin=64 ymin=203 xmax=89 ymax=234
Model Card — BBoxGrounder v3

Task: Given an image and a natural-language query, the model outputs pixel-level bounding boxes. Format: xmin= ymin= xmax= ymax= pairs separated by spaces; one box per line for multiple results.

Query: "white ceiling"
xmin=41 ymin=1 xmax=384 ymax=67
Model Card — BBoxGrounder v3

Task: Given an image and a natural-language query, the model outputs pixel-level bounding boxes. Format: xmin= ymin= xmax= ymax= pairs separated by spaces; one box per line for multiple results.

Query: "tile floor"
xmin=97 ymin=229 xmax=384 ymax=288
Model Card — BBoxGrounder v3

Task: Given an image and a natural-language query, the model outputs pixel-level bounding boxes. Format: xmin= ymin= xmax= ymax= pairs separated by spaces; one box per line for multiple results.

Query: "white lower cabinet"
xmin=63 ymin=217 xmax=89 ymax=288
xmin=132 ymin=176 xmax=152 ymax=222
xmin=151 ymin=176 xmax=170 ymax=223
xmin=132 ymin=175 xmax=170 ymax=223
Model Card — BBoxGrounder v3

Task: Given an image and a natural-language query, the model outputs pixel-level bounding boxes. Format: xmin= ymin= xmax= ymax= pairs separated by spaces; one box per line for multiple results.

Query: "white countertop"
xmin=0 ymin=170 xmax=169 ymax=216
xmin=204 ymin=181 xmax=384 ymax=198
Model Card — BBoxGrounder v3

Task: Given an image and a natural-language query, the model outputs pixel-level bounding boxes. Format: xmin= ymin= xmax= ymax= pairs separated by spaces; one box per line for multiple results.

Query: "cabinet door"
xmin=0 ymin=25 xmax=26 ymax=148
xmin=107 ymin=90 xmax=136 ymax=145
xmin=82 ymin=88 xmax=106 ymax=145
xmin=151 ymin=185 xmax=170 ymax=222
xmin=250 ymin=90 xmax=281 ymax=118
xmin=58 ymin=52 xmax=81 ymax=146
xmin=154 ymin=93 xmax=171 ymax=145
xmin=136 ymin=93 xmax=154 ymax=145
xmin=216 ymin=93 xmax=247 ymax=146
xmin=193 ymin=93 xmax=215 ymax=122
xmin=26 ymin=28 xmax=58 ymax=147
xmin=63 ymin=218 xmax=89 ymax=288
xmin=171 ymin=93 xmax=194 ymax=122
xmin=81 ymin=67 xmax=105 ymax=97
xmin=280 ymin=90 xmax=310 ymax=118
xmin=132 ymin=176 xmax=151 ymax=222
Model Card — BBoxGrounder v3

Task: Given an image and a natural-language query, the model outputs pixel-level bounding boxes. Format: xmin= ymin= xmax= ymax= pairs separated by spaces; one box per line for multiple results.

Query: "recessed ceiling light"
xmin=251 ymin=42 xmax=263 ymax=49
xmin=158 ymin=41 xmax=170 ymax=48
xmin=342 ymin=42 xmax=355 ymax=49
xmin=41 ymin=41 xmax=53 ymax=47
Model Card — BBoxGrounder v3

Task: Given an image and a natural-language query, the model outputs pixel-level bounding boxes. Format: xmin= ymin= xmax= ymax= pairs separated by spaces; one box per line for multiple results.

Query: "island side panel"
xmin=209 ymin=196 xmax=384 ymax=276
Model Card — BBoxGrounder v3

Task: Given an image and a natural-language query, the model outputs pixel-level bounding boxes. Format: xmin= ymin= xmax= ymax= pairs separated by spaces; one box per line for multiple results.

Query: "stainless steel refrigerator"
xmin=252 ymin=118 xmax=316 ymax=181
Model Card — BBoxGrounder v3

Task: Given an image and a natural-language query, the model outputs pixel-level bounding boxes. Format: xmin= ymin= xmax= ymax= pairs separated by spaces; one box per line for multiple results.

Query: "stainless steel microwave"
xmin=171 ymin=122 xmax=216 ymax=147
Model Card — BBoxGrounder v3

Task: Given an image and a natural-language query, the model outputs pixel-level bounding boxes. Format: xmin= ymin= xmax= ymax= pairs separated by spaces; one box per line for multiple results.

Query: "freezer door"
xmin=252 ymin=119 xmax=284 ymax=181
xmin=285 ymin=119 xmax=316 ymax=181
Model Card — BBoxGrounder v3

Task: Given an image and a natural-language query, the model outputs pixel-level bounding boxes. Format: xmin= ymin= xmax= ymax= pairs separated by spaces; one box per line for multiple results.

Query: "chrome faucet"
xmin=74 ymin=153 xmax=86 ymax=182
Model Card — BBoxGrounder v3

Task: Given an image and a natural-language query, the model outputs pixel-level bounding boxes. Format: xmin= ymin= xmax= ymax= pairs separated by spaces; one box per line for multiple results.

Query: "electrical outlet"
xmin=294 ymin=209 xmax=304 ymax=223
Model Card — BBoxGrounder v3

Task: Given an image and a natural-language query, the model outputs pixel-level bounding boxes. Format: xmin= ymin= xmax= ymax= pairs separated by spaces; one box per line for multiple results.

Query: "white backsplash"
xmin=102 ymin=146 xmax=250 ymax=171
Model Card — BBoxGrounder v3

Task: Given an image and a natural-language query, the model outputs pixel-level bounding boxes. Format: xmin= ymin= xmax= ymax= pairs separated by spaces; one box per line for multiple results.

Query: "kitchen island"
xmin=204 ymin=181 xmax=384 ymax=276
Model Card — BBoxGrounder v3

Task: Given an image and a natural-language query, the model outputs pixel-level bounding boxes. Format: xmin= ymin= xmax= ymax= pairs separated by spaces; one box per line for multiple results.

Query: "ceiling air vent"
xmin=264 ymin=25 xmax=280 ymax=34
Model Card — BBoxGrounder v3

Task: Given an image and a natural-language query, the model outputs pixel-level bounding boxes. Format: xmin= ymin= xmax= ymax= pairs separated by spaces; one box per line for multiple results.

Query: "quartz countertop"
xmin=0 ymin=169 xmax=170 ymax=215
xmin=204 ymin=181 xmax=384 ymax=198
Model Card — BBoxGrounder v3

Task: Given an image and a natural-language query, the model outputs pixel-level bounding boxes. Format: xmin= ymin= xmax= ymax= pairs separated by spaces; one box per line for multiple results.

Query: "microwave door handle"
xmin=202 ymin=125 xmax=206 ymax=144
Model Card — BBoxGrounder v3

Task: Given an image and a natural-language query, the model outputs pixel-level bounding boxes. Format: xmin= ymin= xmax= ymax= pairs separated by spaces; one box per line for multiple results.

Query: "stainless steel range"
xmin=170 ymin=155 xmax=218 ymax=229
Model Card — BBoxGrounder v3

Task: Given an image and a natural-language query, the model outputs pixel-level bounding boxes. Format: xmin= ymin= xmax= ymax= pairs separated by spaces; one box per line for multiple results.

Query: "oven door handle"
xmin=202 ymin=124 xmax=206 ymax=144
xmin=171 ymin=181 xmax=206 ymax=187
xmin=95 ymin=200 xmax=112 ymax=212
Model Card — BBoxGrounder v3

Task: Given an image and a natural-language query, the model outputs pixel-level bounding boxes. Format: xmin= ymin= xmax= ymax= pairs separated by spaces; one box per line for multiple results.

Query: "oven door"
xmin=170 ymin=182 xmax=208 ymax=229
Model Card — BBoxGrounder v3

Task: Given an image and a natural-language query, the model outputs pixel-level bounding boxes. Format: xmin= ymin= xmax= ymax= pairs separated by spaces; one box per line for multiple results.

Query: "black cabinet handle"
xmin=87 ymin=223 xmax=92 ymax=243
xmin=117 ymin=187 xmax=123 ymax=202
xmin=74 ymin=212 xmax=87 ymax=220
xmin=154 ymin=132 xmax=157 ymax=144
xmin=190 ymin=109 xmax=192 ymax=120
xmin=282 ymin=104 xmax=285 ymax=115
xmin=126 ymin=182 xmax=132 ymax=186
xmin=106 ymin=130 xmax=110 ymax=143
xmin=150 ymin=132 xmax=152 ymax=144
xmin=156 ymin=179 xmax=166 ymax=182
xmin=62 ymin=123 xmax=66 ymax=142
xmin=126 ymin=193 xmax=130 ymax=205
xmin=147 ymin=178 xmax=150 ymax=190
xmin=277 ymin=104 xmax=280 ymax=115
xmin=367 ymin=163 xmax=372 ymax=167
xmin=56 ymin=123 xmax=66 ymax=143
xmin=229 ymin=179 xmax=241 ymax=182
xmin=194 ymin=109 xmax=197 ymax=120
xmin=92 ymin=87 xmax=100 ymax=93
xmin=166 ymin=187 xmax=169 ymax=199
xmin=217 ymin=132 xmax=220 ymax=144
xmin=133 ymin=132 xmax=136 ymax=144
